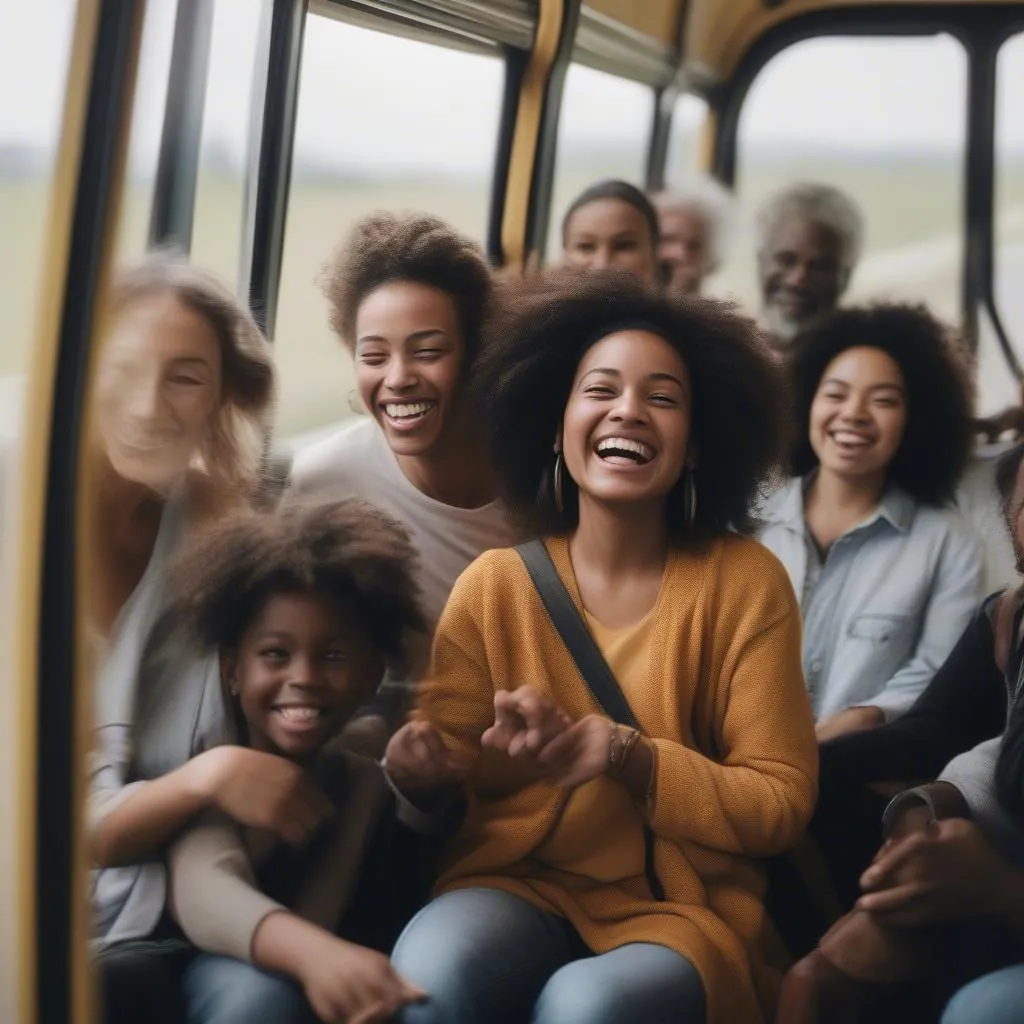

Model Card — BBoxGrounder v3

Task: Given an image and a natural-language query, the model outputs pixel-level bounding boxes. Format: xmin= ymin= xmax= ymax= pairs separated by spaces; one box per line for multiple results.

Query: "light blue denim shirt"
xmin=756 ymin=476 xmax=984 ymax=721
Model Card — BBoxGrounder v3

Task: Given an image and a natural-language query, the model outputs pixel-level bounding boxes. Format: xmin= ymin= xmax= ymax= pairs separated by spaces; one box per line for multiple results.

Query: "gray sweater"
xmin=89 ymin=486 xmax=232 ymax=949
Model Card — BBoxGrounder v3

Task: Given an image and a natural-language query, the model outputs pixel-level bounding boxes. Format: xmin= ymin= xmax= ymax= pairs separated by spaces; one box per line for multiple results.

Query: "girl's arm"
xmin=170 ymin=817 xmax=423 ymax=1021
xmin=167 ymin=810 xmax=284 ymax=960
xmin=93 ymin=746 xmax=332 ymax=868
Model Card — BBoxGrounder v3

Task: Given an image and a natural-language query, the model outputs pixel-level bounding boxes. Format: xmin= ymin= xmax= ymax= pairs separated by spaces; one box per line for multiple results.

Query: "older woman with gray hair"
xmin=756 ymin=182 xmax=864 ymax=351
xmin=650 ymin=175 xmax=735 ymax=296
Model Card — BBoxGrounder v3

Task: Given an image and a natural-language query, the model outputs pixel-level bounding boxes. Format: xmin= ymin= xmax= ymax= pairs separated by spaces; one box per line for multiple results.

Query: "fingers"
xmin=400 ymin=982 xmax=428 ymax=1003
xmin=856 ymin=883 xmax=928 ymax=924
xmin=860 ymin=830 xmax=930 ymax=891
xmin=346 ymin=971 xmax=424 ymax=1024
xmin=513 ymin=689 xmax=557 ymax=753
xmin=390 ymin=721 xmax=470 ymax=787
xmin=482 ymin=695 xmax=520 ymax=753
xmin=348 ymin=1002 xmax=394 ymax=1024
xmin=493 ymin=687 xmax=570 ymax=757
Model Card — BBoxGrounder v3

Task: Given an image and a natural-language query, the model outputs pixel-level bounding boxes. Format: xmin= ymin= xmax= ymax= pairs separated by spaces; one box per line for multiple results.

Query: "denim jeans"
xmin=391 ymin=887 xmax=706 ymax=1024
xmin=941 ymin=963 xmax=1024 ymax=1024
xmin=182 ymin=953 xmax=314 ymax=1024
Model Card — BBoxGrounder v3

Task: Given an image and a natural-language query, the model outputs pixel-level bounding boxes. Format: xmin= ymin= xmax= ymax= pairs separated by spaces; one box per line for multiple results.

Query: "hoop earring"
xmin=553 ymin=452 xmax=565 ymax=514
xmin=683 ymin=468 xmax=697 ymax=526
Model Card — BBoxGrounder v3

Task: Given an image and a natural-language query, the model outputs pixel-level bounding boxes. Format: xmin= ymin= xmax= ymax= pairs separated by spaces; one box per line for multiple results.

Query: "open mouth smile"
xmin=380 ymin=400 xmax=437 ymax=428
xmin=829 ymin=429 xmax=873 ymax=452
xmin=594 ymin=436 xmax=655 ymax=466
xmin=271 ymin=704 xmax=331 ymax=732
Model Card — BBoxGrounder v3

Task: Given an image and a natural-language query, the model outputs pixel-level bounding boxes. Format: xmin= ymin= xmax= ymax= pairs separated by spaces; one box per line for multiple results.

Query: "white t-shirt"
xmin=288 ymin=418 xmax=515 ymax=681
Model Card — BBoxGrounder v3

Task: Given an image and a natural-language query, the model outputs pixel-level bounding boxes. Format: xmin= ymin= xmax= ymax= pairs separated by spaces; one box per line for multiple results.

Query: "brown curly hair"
xmin=319 ymin=212 xmax=493 ymax=371
xmin=472 ymin=267 xmax=789 ymax=544
xmin=171 ymin=499 xmax=426 ymax=663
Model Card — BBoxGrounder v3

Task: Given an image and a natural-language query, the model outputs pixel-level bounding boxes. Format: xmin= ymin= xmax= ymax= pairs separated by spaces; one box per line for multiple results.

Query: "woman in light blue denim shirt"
xmin=757 ymin=304 xmax=983 ymax=742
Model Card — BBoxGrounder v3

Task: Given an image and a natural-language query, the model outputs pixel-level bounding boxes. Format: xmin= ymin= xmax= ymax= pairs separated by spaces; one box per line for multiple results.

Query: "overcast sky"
xmin=4 ymin=0 xmax=1024 ymax=174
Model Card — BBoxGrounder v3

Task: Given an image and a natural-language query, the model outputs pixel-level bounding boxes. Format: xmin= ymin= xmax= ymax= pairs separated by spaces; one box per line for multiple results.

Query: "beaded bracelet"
xmin=608 ymin=722 xmax=641 ymax=780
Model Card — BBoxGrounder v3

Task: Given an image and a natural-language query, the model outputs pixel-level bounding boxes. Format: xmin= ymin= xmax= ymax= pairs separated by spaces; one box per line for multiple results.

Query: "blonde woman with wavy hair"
xmin=85 ymin=254 xmax=325 ymax=1024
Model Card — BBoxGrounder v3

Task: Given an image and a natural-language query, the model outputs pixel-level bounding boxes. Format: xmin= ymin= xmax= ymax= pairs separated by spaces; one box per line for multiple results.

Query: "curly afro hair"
xmin=319 ymin=212 xmax=493 ymax=371
xmin=171 ymin=499 xmax=426 ymax=664
xmin=472 ymin=268 xmax=789 ymax=544
xmin=789 ymin=304 xmax=973 ymax=505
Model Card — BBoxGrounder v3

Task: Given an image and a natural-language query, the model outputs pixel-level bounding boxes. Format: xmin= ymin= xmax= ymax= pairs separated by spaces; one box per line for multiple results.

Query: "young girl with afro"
xmin=162 ymin=500 xmax=459 ymax=1024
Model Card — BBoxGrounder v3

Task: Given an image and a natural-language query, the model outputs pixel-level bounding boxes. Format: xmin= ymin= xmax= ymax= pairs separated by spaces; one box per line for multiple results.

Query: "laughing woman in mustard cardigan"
xmin=384 ymin=269 xmax=818 ymax=1024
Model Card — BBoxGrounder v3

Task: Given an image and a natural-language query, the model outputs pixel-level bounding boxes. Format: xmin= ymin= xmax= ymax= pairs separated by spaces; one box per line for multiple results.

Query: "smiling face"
xmin=658 ymin=206 xmax=710 ymax=295
xmin=228 ymin=589 xmax=382 ymax=760
xmin=809 ymin=345 xmax=907 ymax=487
xmin=760 ymin=218 xmax=846 ymax=341
xmin=96 ymin=293 xmax=222 ymax=493
xmin=354 ymin=281 xmax=466 ymax=459
xmin=561 ymin=330 xmax=692 ymax=513
xmin=563 ymin=198 xmax=658 ymax=283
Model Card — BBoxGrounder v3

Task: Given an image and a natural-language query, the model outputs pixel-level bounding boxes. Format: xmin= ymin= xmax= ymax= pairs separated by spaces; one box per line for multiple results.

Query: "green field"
xmin=5 ymin=154 xmax=1024 ymax=439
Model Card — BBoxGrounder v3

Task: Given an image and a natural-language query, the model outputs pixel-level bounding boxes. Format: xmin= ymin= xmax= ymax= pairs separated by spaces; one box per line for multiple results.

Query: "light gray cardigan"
xmin=89 ymin=486 xmax=232 ymax=950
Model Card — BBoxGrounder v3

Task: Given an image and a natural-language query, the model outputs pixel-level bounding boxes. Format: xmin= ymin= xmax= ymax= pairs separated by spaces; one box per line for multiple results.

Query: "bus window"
xmin=273 ymin=13 xmax=502 ymax=440
xmin=548 ymin=64 xmax=654 ymax=257
xmin=726 ymin=36 xmax=966 ymax=329
xmin=664 ymin=92 xmax=708 ymax=186
xmin=190 ymin=0 xmax=262 ymax=289
xmin=0 ymin=1 xmax=76 ymax=1016
xmin=116 ymin=0 xmax=177 ymax=257
xmin=0 ymin=1 xmax=76 ymax=399
xmin=993 ymin=32 xmax=1024 ymax=412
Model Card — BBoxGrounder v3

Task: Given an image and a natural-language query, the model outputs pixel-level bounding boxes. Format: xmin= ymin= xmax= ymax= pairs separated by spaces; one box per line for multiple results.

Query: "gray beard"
xmin=761 ymin=306 xmax=802 ymax=346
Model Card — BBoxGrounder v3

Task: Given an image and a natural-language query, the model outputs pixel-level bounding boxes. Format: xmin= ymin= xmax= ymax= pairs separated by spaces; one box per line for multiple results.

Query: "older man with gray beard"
xmin=757 ymin=182 xmax=864 ymax=355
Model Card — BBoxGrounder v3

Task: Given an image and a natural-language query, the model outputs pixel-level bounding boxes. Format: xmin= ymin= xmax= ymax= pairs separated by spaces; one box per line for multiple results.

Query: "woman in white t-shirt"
xmin=288 ymin=213 xmax=515 ymax=746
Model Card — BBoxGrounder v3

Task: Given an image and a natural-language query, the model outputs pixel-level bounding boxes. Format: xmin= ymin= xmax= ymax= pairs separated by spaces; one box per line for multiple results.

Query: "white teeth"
xmin=276 ymin=706 xmax=322 ymax=722
xmin=385 ymin=402 xmax=433 ymax=419
xmin=596 ymin=437 xmax=654 ymax=461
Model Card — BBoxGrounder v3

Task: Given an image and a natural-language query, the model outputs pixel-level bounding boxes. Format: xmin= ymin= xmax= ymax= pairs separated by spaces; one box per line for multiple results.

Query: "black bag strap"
xmin=515 ymin=539 xmax=665 ymax=901
xmin=516 ymin=540 xmax=638 ymax=729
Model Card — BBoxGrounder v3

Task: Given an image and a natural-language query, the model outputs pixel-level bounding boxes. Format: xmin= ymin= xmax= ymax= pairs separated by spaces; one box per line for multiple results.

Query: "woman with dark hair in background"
xmin=384 ymin=269 xmax=817 ymax=1024
xmin=560 ymin=179 xmax=661 ymax=284
xmin=289 ymin=213 xmax=515 ymax=751
xmin=757 ymin=304 xmax=983 ymax=744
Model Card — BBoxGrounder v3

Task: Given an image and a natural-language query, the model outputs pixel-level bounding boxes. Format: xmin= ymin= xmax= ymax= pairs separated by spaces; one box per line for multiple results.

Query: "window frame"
xmin=703 ymin=6 xmax=1024 ymax=380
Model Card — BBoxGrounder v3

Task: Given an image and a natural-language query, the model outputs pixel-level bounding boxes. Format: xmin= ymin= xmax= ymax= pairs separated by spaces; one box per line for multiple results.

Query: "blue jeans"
xmin=182 ymin=954 xmax=314 ymax=1024
xmin=391 ymin=887 xmax=706 ymax=1024
xmin=942 ymin=964 xmax=1024 ymax=1024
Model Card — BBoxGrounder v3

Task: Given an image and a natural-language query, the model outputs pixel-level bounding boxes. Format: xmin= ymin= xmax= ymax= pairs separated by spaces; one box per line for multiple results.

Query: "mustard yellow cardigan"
xmin=417 ymin=534 xmax=818 ymax=1024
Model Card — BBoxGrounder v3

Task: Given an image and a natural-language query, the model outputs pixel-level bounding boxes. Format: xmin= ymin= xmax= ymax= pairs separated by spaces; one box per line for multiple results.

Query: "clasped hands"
xmin=385 ymin=685 xmax=615 ymax=796
xmin=854 ymin=814 xmax=1019 ymax=929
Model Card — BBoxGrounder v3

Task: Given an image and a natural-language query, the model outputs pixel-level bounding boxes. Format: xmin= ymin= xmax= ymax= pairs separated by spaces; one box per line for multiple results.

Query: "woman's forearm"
xmin=617 ymin=733 xmax=655 ymax=805
xmin=92 ymin=757 xmax=212 ymax=868
xmin=251 ymin=910 xmax=326 ymax=980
